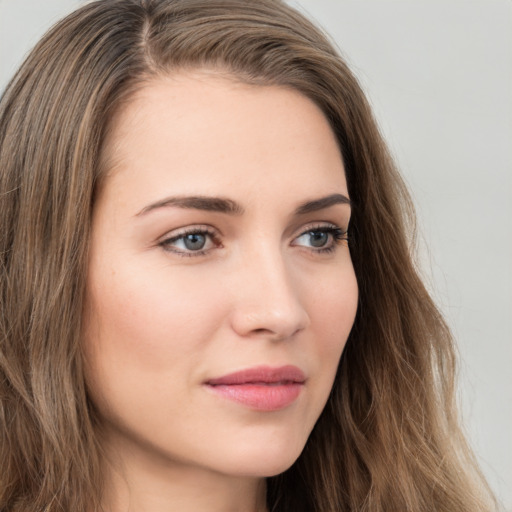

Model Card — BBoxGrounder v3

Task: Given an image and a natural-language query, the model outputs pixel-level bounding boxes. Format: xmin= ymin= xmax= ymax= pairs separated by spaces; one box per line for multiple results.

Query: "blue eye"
xmin=181 ymin=233 xmax=207 ymax=251
xmin=159 ymin=228 xmax=218 ymax=256
xmin=305 ymin=230 xmax=329 ymax=248
xmin=294 ymin=225 xmax=347 ymax=252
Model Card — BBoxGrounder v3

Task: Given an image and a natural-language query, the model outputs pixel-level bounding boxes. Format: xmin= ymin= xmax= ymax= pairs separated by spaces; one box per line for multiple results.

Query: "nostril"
xmin=253 ymin=328 xmax=270 ymax=335
xmin=245 ymin=325 xmax=305 ymax=342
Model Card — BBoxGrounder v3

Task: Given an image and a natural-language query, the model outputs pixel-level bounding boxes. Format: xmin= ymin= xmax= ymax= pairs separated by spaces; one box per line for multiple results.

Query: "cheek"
xmin=298 ymin=263 xmax=358 ymax=410
xmin=81 ymin=256 xmax=228 ymax=409
xmin=87 ymin=257 xmax=221 ymax=350
xmin=308 ymin=263 xmax=358 ymax=353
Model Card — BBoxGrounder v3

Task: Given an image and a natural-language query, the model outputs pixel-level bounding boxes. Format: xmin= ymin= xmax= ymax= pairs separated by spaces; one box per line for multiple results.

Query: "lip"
xmin=204 ymin=365 xmax=306 ymax=411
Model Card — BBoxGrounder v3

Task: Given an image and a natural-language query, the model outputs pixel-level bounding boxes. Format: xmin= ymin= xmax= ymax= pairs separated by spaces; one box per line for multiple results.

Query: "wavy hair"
xmin=0 ymin=0 xmax=495 ymax=510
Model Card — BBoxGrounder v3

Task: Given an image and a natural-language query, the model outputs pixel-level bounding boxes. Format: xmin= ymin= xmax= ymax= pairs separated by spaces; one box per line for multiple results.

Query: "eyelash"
xmin=159 ymin=226 xmax=221 ymax=258
xmin=158 ymin=223 xmax=348 ymax=258
xmin=295 ymin=224 xmax=349 ymax=254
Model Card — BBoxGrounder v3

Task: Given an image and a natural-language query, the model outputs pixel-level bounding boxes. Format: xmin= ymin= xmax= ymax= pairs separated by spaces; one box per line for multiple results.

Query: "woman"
xmin=0 ymin=0 xmax=496 ymax=511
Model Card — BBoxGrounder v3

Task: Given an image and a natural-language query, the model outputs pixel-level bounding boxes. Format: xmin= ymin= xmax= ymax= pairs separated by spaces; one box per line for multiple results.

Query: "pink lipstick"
xmin=205 ymin=365 xmax=305 ymax=411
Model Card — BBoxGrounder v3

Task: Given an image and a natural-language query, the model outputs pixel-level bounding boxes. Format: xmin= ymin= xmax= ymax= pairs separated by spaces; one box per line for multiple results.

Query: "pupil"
xmin=309 ymin=231 xmax=328 ymax=247
xmin=184 ymin=233 xmax=206 ymax=250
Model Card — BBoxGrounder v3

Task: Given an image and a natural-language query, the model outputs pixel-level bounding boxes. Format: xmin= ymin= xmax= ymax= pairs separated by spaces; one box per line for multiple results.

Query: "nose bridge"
xmin=229 ymin=237 xmax=310 ymax=340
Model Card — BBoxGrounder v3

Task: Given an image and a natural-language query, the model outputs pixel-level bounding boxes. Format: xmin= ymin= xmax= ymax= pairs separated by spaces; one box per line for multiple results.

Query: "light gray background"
xmin=1 ymin=0 xmax=510 ymax=509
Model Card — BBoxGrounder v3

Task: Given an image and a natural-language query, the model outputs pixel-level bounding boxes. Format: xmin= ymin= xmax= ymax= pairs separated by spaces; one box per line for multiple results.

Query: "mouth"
xmin=204 ymin=365 xmax=306 ymax=411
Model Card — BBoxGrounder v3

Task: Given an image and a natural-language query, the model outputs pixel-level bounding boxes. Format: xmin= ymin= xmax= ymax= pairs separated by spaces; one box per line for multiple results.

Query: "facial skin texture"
xmin=83 ymin=71 xmax=359 ymax=512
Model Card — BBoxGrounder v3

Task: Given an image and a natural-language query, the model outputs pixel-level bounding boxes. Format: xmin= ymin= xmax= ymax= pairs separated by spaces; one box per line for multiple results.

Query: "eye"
xmin=159 ymin=226 xmax=220 ymax=256
xmin=181 ymin=232 xmax=208 ymax=251
xmin=293 ymin=224 xmax=348 ymax=253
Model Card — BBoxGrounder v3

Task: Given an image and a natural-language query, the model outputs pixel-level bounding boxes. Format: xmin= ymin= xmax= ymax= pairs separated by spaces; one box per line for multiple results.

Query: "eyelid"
xmin=157 ymin=224 xmax=222 ymax=257
xmin=293 ymin=221 xmax=347 ymax=238
xmin=291 ymin=222 xmax=349 ymax=252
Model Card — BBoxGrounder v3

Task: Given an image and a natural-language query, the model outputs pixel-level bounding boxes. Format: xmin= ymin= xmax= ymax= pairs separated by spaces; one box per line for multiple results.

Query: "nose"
xmin=228 ymin=246 xmax=310 ymax=341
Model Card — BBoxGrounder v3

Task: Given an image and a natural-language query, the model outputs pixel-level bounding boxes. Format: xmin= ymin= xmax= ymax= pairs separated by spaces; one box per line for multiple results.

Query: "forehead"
xmin=97 ymin=70 xmax=347 ymax=210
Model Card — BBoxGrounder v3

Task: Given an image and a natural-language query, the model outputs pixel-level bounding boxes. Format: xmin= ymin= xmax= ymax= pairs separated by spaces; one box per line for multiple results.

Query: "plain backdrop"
xmin=1 ymin=0 xmax=511 ymax=509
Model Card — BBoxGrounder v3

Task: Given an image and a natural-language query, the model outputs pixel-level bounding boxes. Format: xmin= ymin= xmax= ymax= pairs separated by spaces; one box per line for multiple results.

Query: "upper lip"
xmin=206 ymin=365 xmax=306 ymax=385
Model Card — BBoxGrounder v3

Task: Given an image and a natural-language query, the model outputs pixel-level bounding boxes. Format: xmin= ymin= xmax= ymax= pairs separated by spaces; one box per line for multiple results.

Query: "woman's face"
xmin=83 ymin=71 xmax=358 ymax=480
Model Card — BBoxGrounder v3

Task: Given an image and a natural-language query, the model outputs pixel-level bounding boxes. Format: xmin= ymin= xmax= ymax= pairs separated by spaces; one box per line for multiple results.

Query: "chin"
xmin=214 ymin=433 xmax=307 ymax=478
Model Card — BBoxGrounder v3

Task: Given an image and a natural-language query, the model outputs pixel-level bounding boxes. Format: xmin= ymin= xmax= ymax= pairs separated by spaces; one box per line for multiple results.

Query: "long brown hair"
xmin=0 ymin=1 xmax=496 ymax=510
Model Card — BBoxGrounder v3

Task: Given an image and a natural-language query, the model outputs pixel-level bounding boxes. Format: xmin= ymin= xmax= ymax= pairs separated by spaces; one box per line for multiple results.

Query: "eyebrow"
xmin=136 ymin=192 xmax=351 ymax=217
xmin=294 ymin=193 xmax=351 ymax=214
xmin=136 ymin=196 xmax=244 ymax=216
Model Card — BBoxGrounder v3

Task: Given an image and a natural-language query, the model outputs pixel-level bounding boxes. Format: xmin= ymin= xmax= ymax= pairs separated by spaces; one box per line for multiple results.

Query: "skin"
xmin=83 ymin=70 xmax=358 ymax=512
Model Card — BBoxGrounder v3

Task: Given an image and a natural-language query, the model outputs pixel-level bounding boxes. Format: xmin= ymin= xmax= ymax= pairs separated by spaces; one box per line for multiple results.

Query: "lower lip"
xmin=206 ymin=383 xmax=303 ymax=411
